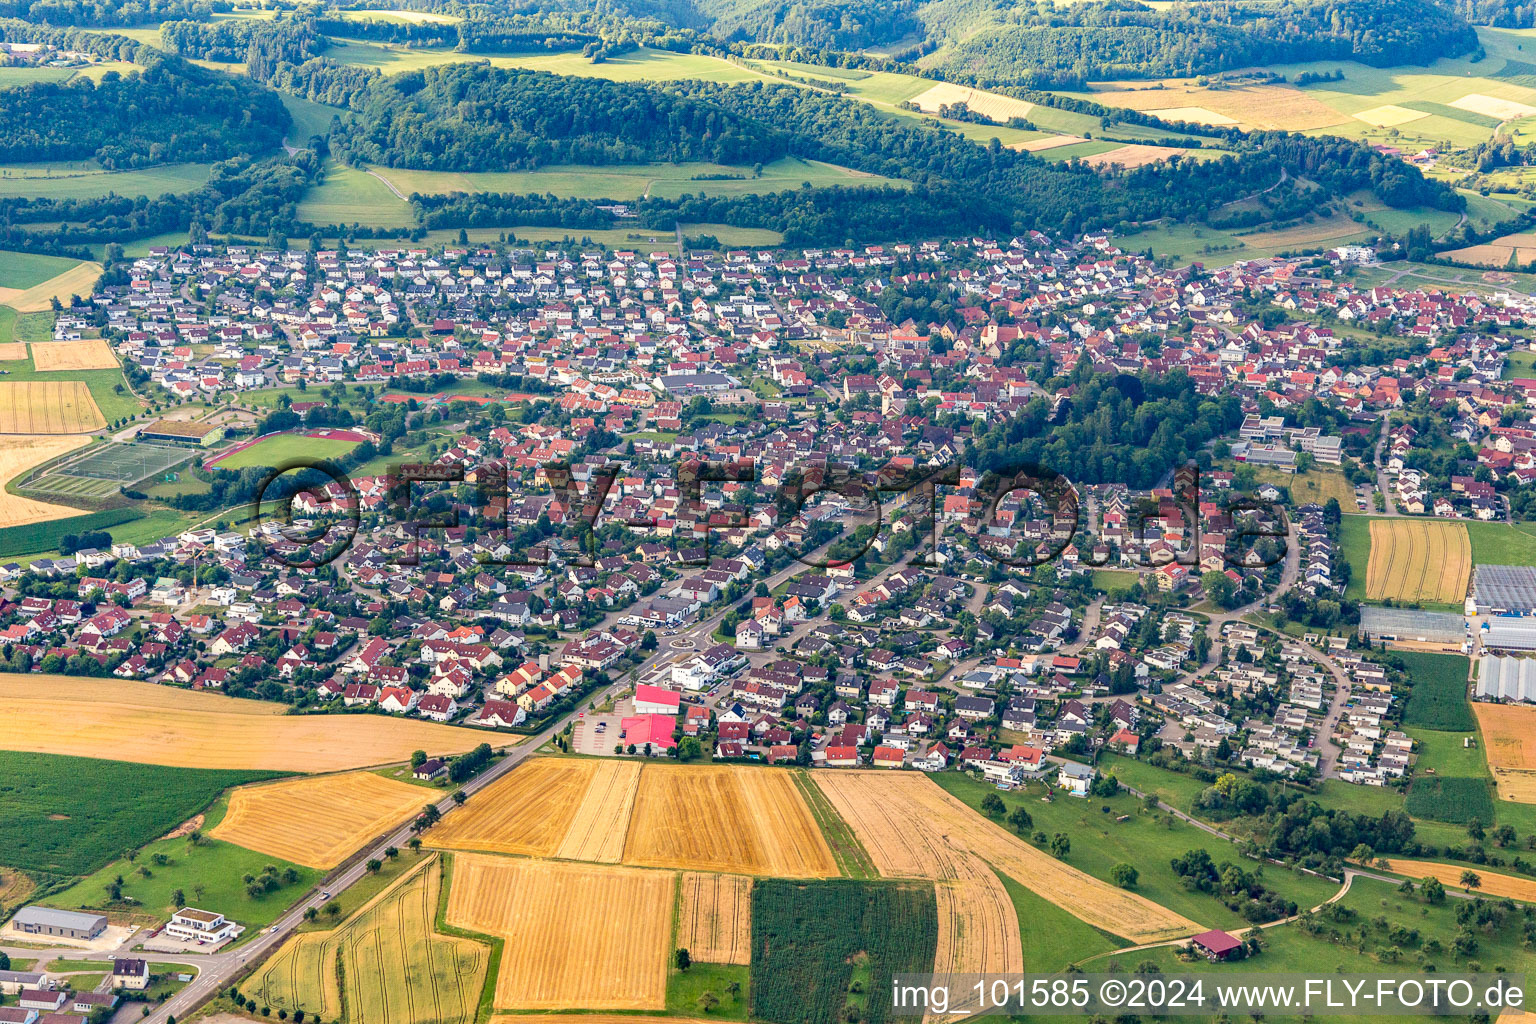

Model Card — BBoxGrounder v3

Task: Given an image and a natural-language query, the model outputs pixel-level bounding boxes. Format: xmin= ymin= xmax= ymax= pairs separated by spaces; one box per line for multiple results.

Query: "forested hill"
xmin=924 ymin=0 xmax=1480 ymax=84
xmin=331 ymin=64 xmax=786 ymax=169
xmin=0 ymin=47 xmax=289 ymax=165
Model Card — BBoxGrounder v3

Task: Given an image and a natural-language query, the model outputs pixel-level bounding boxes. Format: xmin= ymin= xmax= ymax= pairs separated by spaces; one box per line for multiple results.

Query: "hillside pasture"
xmin=624 ymin=764 xmax=838 ymax=877
xmin=0 ymin=250 xmax=82 ymax=291
xmin=0 ymin=674 xmax=491 ymax=772
xmin=251 ymin=855 xmax=488 ymax=1024
xmin=0 ymin=435 xmax=92 ymax=528
xmin=1473 ymin=700 xmax=1536 ymax=803
xmin=446 ymin=853 xmax=673 ymax=1010
xmin=372 ymin=156 xmax=897 ymax=202
xmin=211 ymin=772 xmax=427 ymax=868
xmin=1365 ymin=519 xmax=1471 ymax=604
xmin=814 ymin=770 xmax=1198 ymax=944
xmin=0 ymin=163 xmax=211 ymax=201
xmin=677 ymin=872 xmax=752 ymax=965
xmin=0 ymin=382 xmax=104 ymax=434
xmin=30 ymin=339 xmax=116 ymax=371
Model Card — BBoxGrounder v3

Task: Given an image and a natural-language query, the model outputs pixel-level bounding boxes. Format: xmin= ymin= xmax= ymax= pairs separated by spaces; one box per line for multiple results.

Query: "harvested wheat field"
xmin=0 ymin=381 xmax=104 ymax=433
xmin=676 ymin=872 xmax=751 ymax=965
xmin=426 ymin=757 xmax=596 ymax=857
xmin=0 ymin=674 xmax=491 ymax=772
xmin=447 ymin=853 xmax=673 ymax=1010
xmin=1081 ymin=80 xmax=1346 ymax=131
xmin=213 ymin=772 xmax=427 ymax=868
xmin=815 ymin=771 xmax=1198 ymax=944
xmin=1014 ymin=134 xmax=1087 ymax=152
xmin=1440 ymin=243 xmax=1516 ymax=267
xmin=252 ymin=855 xmax=488 ymax=1024
xmin=624 ymin=764 xmax=837 ymax=877
xmin=1473 ymin=701 xmax=1536 ymax=803
xmin=1353 ymin=104 xmax=1429 ymax=128
xmin=934 ymin=855 xmax=1025 ymax=977
xmin=0 ymin=343 xmax=26 ymax=360
xmin=1081 ymin=144 xmax=1185 ymax=169
xmin=908 ymin=82 xmax=1033 ymax=122
xmin=554 ymin=758 xmax=640 ymax=862
xmin=31 ymin=339 xmax=116 ymax=371
xmin=1378 ymin=858 xmax=1536 ymax=902
xmin=1451 ymin=94 xmax=1536 ymax=121
xmin=0 ymin=261 xmax=102 ymax=313
xmin=0 ymin=435 xmax=89 ymax=528
xmin=1365 ymin=519 xmax=1471 ymax=604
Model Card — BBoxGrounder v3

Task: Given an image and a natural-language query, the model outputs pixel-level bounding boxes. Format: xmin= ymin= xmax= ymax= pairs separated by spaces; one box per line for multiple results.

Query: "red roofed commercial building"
xmin=620 ymin=713 xmax=677 ymax=753
xmin=633 ymin=683 xmax=683 ymax=716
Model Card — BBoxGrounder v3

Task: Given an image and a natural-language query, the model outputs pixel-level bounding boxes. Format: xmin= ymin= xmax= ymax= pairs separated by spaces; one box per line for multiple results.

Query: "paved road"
xmin=1374 ymin=413 xmax=1398 ymax=516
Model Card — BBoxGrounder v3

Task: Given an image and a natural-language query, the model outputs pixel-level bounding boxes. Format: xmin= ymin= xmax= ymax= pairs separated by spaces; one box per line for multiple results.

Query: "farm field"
xmin=0 ymin=249 xmax=81 ymax=290
xmin=0 ymin=260 xmax=102 ymax=314
xmin=1400 ymin=651 xmax=1474 ymax=730
xmin=1377 ymin=858 xmax=1536 ymax=901
xmin=0 ymin=435 xmax=92 ymax=527
xmin=1473 ymin=700 xmax=1536 ymax=803
xmin=446 ymin=853 xmax=673 ymax=1010
xmin=625 ymin=764 xmax=838 ymax=877
xmin=0 ymin=674 xmax=492 ymax=772
xmin=676 ymin=872 xmax=752 ymax=966
xmin=0 ymin=380 xmax=104 ymax=434
xmin=0 ymin=162 xmax=211 ymax=201
xmin=251 ymin=855 xmax=488 ymax=1024
xmin=1466 ymin=519 xmax=1536 ymax=565
xmin=933 ymin=853 xmax=1025 ymax=977
xmin=815 ymin=771 xmax=1198 ymax=943
xmin=211 ymin=772 xmax=427 ymax=868
xmin=210 ymin=432 xmax=359 ymax=470
xmin=30 ymin=339 xmax=117 ymax=371
xmin=425 ymin=757 xmax=596 ymax=857
xmin=1121 ymin=215 xmax=1375 ymax=268
xmin=553 ymin=758 xmax=640 ymax=863
xmin=1365 ymin=518 xmax=1471 ymax=604
xmin=1405 ymin=774 xmax=1496 ymax=824
xmin=1058 ymin=77 xmax=1348 ymax=131
xmin=0 ymin=750 xmax=281 ymax=876
xmin=997 ymin=869 xmax=1121 ymax=973
xmin=750 ymin=878 xmax=937 ymax=1024
xmin=372 ymin=156 xmax=899 ymax=201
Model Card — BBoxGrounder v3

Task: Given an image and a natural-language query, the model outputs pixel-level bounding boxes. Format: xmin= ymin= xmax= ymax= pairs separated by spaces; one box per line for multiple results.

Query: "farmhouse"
xmin=9 ymin=907 xmax=105 ymax=941
xmin=1190 ymin=930 xmax=1244 ymax=961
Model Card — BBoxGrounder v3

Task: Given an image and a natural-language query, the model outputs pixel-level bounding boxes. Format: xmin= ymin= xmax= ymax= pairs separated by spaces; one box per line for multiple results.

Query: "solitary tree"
xmin=1111 ymin=863 xmax=1139 ymax=889
xmin=980 ymin=793 xmax=1006 ymax=818
xmin=1007 ymin=806 xmax=1032 ymax=834
xmin=674 ymin=948 xmax=692 ymax=971
xmin=1460 ymin=870 xmax=1482 ymax=893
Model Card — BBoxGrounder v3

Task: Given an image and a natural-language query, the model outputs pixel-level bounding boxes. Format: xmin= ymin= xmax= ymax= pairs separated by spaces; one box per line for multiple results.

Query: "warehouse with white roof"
xmin=1477 ymin=655 xmax=1536 ymax=703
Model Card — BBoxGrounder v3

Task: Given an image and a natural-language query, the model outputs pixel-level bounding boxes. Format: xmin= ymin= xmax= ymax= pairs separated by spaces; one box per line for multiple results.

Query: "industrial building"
xmin=8 ymin=906 xmax=107 ymax=941
xmin=1358 ymin=606 xmax=1465 ymax=646
xmin=1472 ymin=564 xmax=1536 ymax=615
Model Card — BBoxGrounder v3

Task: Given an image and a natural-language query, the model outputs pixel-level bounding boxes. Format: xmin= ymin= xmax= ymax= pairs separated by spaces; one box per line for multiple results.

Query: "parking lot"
xmin=570 ymin=697 xmax=633 ymax=755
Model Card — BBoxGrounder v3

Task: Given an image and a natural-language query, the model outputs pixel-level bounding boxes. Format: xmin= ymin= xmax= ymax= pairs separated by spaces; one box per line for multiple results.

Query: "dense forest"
xmin=328 ymin=63 xmax=786 ymax=169
xmin=0 ymin=50 xmax=288 ymax=165
xmin=1443 ymin=0 xmax=1536 ymax=25
xmin=0 ymin=0 xmax=226 ymax=25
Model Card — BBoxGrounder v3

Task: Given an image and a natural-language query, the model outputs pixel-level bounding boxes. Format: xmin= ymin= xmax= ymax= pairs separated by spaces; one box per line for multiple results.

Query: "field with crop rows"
xmin=212 ymin=772 xmax=427 ymax=868
xmin=1365 ymin=519 xmax=1471 ymax=604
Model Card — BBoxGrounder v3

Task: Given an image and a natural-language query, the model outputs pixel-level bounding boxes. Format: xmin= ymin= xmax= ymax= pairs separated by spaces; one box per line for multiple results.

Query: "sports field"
xmin=26 ymin=441 xmax=191 ymax=501
xmin=1473 ymin=701 xmax=1536 ymax=803
xmin=624 ymin=764 xmax=838 ymax=877
xmin=211 ymin=432 xmax=360 ymax=470
xmin=446 ymin=853 xmax=674 ymax=1010
xmin=1365 ymin=519 xmax=1471 ymax=604
xmin=0 ymin=435 xmax=91 ymax=528
xmin=0 ymin=675 xmax=493 ymax=772
xmin=0 ymin=381 xmax=104 ymax=433
xmin=676 ymin=872 xmax=752 ymax=965
xmin=251 ymin=855 xmax=488 ymax=1024
xmin=1377 ymin=858 xmax=1536 ymax=901
xmin=212 ymin=772 xmax=428 ymax=868
xmin=815 ymin=771 xmax=1199 ymax=944
xmin=30 ymin=339 xmax=116 ymax=371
